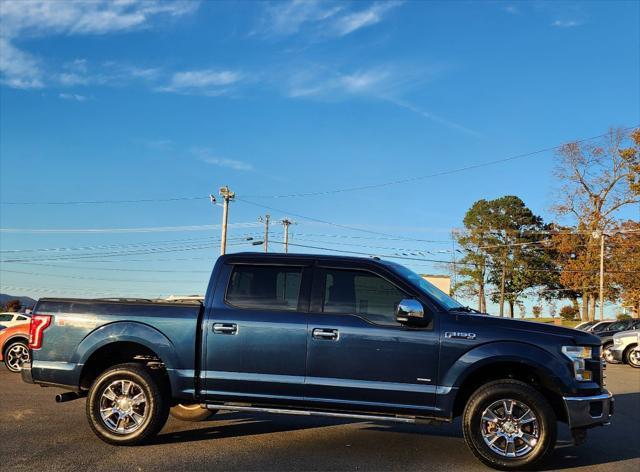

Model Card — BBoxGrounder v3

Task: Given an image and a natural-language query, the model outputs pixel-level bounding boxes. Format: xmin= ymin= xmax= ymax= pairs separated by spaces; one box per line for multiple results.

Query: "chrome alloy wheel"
xmin=630 ymin=348 xmax=640 ymax=367
xmin=480 ymin=399 xmax=540 ymax=458
xmin=6 ymin=343 xmax=29 ymax=372
xmin=99 ymin=380 xmax=148 ymax=434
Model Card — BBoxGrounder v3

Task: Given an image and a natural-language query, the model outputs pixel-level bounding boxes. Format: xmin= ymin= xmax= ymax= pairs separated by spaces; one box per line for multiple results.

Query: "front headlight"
xmin=561 ymin=346 xmax=593 ymax=381
xmin=614 ymin=338 xmax=623 ymax=345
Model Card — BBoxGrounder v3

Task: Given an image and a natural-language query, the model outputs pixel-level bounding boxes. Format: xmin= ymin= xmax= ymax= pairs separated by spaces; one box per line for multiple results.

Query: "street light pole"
xmin=599 ymin=232 xmax=605 ymax=321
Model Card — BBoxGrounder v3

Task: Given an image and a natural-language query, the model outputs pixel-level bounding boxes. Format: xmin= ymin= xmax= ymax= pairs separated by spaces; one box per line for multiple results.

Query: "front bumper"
xmin=563 ymin=391 xmax=613 ymax=429
xmin=21 ymin=361 xmax=34 ymax=384
xmin=609 ymin=346 xmax=625 ymax=362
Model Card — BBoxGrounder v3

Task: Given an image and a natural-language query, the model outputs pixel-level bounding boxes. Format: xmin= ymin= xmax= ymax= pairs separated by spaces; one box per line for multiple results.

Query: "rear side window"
xmin=226 ymin=265 xmax=302 ymax=311
xmin=322 ymin=269 xmax=406 ymax=326
xmin=17 ymin=316 xmax=28 ymax=321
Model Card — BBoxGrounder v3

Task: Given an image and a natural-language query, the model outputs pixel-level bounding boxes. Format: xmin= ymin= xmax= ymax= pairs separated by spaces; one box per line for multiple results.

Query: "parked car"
xmin=590 ymin=320 xmax=616 ymax=333
xmin=22 ymin=253 xmax=612 ymax=470
xmin=0 ymin=312 xmax=31 ymax=328
xmin=0 ymin=323 xmax=31 ymax=372
xmin=599 ymin=319 xmax=640 ymax=363
xmin=604 ymin=323 xmax=640 ymax=365
xmin=574 ymin=320 xmax=599 ymax=331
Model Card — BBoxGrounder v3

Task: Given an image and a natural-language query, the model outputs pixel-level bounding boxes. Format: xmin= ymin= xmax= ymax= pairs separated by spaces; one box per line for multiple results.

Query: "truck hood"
xmin=472 ymin=315 xmax=601 ymax=346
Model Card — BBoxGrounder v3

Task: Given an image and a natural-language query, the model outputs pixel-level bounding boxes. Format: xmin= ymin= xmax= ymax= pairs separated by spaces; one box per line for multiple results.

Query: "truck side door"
xmin=202 ymin=260 xmax=311 ymax=403
xmin=305 ymin=263 xmax=439 ymax=416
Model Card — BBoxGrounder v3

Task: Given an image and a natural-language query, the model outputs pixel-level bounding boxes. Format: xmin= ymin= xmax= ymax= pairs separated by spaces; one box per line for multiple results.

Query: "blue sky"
xmin=0 ymin=1 xmax=638 ymax=315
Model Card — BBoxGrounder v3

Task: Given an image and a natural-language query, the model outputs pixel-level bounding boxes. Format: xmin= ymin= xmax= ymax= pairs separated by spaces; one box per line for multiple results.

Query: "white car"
xmin=0 ymin=312 xmax=31 ymax=329
xmin=610 ymin=330 xmax=640 ymax=368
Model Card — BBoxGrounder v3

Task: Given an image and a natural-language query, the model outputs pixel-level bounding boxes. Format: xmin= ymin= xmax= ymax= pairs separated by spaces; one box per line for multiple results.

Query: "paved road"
xmin=1 ymin=364 xmax=638 ymax=471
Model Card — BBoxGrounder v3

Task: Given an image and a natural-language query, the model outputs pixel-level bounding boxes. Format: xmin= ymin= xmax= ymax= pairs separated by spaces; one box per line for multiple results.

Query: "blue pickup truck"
xmin=22 ymin=253 xmax=612 ymax=469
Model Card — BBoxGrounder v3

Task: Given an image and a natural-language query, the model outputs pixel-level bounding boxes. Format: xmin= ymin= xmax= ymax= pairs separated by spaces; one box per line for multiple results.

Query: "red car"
xmin=0 ymin=323 xmax=30 ymax=372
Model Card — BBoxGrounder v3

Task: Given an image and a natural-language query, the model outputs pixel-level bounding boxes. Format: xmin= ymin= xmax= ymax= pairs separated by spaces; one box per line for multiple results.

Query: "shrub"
xmin=616 ymin=313 xmax=632 ymax=321
xmin=532 ymin=305 xmax=543 ymax=318
xmin=560 ymin=305 xmax=579 ymax=321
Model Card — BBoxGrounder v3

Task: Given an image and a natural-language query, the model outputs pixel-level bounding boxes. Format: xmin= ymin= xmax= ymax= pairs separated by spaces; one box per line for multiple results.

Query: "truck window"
xmin=322 ymin=269 xmax=406 ymax=326
xmin=226 ymin=265 xmax=302 ymax=311
xmin=0 ymin=314 xmax=12 ymax=322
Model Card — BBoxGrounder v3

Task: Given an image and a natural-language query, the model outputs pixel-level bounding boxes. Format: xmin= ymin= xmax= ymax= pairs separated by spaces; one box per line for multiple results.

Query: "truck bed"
xmin=31 ymin=298 xmax=203 ymax=399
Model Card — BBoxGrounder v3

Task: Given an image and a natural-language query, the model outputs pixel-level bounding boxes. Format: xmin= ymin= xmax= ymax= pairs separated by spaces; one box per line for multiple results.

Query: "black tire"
xmin=602 ymin=342 xmax=617 ymax=364
xmin=170 ymin=403 xmax=215 ymax=422
xmin=462 ymin=379 xmax=557 ymax=470
xmin=86 ymin=363 xmax=170 ymax=445
xmin=3 ymin=339 xmax=30 ymax=373
xmin=625 ymin=345 xmax=640 ymax=368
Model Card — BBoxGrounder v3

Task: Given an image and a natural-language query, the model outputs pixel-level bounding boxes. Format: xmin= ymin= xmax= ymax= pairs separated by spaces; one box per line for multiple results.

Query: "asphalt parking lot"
xmin=1 ymin=364 xmax=638 ymax=471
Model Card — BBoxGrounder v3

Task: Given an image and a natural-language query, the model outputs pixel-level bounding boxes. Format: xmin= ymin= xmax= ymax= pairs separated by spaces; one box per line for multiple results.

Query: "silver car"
xmin=610 ymin=330 xmax=640 ymax=368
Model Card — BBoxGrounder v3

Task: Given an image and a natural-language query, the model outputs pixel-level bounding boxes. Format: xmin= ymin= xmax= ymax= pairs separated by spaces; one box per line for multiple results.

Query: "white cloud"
xmin=333 ymin=1 xmax=402 ymax=36
xmin=257 ymin=0 xmax=402 ymax=38
xmin=192 ymin=148 xmax=253 ymax=171
xmin=0 ymin=0 xmax=198 ymax=37
xmin=158 ymin=69 xmax=243 ymax=95
xmin=0 ymin=37 xmax=43 ymax=88
xmin=0 ymin=1 xmax=198 ymax=89
xmin=58 ymin=92 xmax=87 ymax=102
xmin=552 ymin=19 xmax=582 ymax=28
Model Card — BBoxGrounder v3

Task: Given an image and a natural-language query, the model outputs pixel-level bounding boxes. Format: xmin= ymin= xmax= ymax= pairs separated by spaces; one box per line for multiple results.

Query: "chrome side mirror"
xmin=396 ymin=299 xmax=424 ymax=324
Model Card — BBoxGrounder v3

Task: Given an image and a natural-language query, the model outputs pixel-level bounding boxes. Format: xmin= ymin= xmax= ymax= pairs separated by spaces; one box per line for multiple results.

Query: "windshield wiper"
xmin=448 ymin=306 xmax=481 ymax=314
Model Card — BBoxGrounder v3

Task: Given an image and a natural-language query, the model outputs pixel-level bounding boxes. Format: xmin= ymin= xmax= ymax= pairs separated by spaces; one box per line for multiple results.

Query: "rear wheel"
xmin=3 ymin=340 xmax=30 ymax=373
xmin=86 ymin=363 xmax=169 ymax=445
xmin=170 ymin=403 xmax=215 ymax=422
xmin=463 ymin=379 xmax=557 ymax=470
xmin=625 ymin=345 xmax=640 ymax=368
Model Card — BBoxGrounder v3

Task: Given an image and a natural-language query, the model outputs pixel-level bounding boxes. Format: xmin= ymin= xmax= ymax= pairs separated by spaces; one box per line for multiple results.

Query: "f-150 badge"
xmin=444 ymin=331 xmax=476 ymax=340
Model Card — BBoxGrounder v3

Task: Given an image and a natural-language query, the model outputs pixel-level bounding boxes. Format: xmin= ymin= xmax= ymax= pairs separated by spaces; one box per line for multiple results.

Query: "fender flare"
xmin=442 ymin=341 xmax=571 ymax=394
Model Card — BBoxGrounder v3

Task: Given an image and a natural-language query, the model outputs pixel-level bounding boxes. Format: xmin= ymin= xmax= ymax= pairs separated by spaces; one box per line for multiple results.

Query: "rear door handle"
xmin=312 ymin=328 xmax=339 ymax=340
xmin=213 ymin=323 xmax=238 ymax=335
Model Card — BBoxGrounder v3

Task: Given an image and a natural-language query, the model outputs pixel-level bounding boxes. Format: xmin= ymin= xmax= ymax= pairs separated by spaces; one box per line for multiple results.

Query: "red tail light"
xmin=29 ymin=315 xmax=52 ymax=349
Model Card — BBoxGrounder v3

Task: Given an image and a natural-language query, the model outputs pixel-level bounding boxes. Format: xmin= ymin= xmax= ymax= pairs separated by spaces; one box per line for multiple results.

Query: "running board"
xmin=202 ymin=403 xmax=439 ymax=424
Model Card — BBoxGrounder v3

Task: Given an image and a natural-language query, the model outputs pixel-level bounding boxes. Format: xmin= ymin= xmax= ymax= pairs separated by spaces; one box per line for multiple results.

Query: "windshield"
xmin=386 ymin=262 xmax=464 ymax=310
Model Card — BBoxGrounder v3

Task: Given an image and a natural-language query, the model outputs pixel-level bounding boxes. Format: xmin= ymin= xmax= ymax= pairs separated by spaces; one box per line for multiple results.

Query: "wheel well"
xmin=79 ymin=342 xmax=169 ymax=392
xmin=3 ymin=336 xmax=29 ymax=354
xmin=452 ymin=362 xmax=566 ymax=422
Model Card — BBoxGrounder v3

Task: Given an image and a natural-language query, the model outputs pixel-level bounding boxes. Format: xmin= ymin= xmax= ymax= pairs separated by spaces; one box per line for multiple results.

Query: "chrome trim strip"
xmin=202 ymin=404 xmax=431 ymax=424
xmin=562 ymin=392 xmax=612 ymax=402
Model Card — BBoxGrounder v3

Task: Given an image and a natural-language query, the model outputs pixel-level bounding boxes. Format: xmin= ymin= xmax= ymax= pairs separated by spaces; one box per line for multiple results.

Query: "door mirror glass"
xmin=396 ymin=299 xmax=424 ymax=324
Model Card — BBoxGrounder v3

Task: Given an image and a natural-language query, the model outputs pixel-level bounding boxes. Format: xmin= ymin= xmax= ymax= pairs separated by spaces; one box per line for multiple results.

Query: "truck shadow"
xmin=153 ymin=392 xmax=639 ymax=470
xmin=153 ymin=411 xmax=357 ymax=445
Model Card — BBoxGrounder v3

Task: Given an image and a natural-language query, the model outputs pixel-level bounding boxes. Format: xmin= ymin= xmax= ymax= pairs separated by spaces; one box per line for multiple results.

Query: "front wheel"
xmin=626 ymin=346 xmax=640 ymax=368
xmin=463 ymin=379 xmax=557 ymax=470
xmin=4 ymin=340 xmax=30 ymax=373
xmin=86 ymin=363 xmax=169 ymax=445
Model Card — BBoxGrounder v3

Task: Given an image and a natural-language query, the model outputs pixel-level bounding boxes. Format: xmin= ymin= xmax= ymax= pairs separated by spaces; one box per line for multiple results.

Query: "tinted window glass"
xmin=0 ymin=314 xmax=12 ymax=322
xmin=322 ymin=269 xmax=406 ymax=326
xmin=226 ymin=265 xmax=302 ymax=311
xmin=17 ymin=316 xmax=28 ymax=321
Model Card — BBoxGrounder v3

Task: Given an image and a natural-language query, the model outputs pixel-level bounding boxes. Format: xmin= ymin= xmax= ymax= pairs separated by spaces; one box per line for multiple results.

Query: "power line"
xmin=0 ymin=222 xmax=261 ymax=234
xmin=241 ymin=126 xmax=639 ymax=199
xmin=0 ymin=196 xmax=208 ymax=206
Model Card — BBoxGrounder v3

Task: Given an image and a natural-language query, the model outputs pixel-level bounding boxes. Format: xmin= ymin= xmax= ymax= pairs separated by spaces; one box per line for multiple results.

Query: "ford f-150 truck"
xmin=22 ymin=253 xmax=613 ymax=469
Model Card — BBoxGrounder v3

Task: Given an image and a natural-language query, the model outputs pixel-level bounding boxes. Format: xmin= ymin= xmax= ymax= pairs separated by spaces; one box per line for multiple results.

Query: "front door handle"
xmin=312 ymin=328 xmax=339 ymax=340
xmin=213 ymin=323 xmax=238 ymax=335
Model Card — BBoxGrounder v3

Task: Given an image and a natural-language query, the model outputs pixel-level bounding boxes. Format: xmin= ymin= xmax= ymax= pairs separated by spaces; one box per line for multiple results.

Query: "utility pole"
xmin=219 ymin=186 xmax=235 ymax=256
xmin=281 ymin=218 xmax=293 ymax=253
xmin=258 ymin=214 xmax=270 ymax=253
